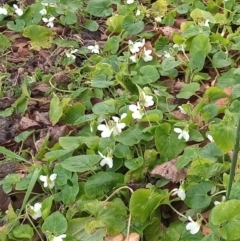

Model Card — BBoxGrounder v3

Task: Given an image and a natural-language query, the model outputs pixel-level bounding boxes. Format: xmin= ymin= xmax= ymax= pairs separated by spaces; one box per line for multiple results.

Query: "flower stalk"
xmin=227 ymin=115 xmax=240 ymax=199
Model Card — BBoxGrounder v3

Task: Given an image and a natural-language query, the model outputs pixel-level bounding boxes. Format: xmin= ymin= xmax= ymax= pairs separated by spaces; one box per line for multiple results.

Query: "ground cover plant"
xmin=0 ymin=0 xmax=240 ymax=240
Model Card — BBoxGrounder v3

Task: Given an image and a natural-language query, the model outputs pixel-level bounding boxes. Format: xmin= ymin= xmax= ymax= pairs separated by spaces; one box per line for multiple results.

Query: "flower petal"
xmin=174 ymin=128 xmax=182 ymax=134
xmin=50 ymin=173 xmax=57 ymax=181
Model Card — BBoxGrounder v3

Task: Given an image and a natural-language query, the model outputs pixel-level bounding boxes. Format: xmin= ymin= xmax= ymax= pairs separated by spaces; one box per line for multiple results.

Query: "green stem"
xmin=227 ymin=115 xmax=240 ymax=199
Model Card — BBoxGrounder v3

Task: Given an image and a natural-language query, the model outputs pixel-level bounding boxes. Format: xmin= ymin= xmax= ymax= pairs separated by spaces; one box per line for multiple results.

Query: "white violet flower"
xmin=129 ymin=102 xmax=144 ymax=120
xmin=179 ymin=106 xmax=187 ymax=114
xmin=42 ymin=16 xmax=55 ymax=28
xmin=87 ymin=44 xmax=100 ymax=54
xmin=112 ymin=113 xmax=127 ymax=136
xmin=207 ymin=133 xmax=214 ymax=142
xmin=0 ymin=7 xmax=8 ymax=15
xmin=136 ymin=9 xmax=141 ymax=16
xmin=127 ymin=0 xmax=135 ymax=4
xmin=66 ymin=49 xmax=78 ymax=60
xmin=97 ymin=114 xmax=126 ymax=138
xmin=142 ymin=47 xmax=153 ymax=62
xmin=50 ymin=234 xmax=66 ymax=241
xmin=130 ymin=54 xmax=137 ymax=63
xmin=39 ymin=8 xmax=47 ymax=15
xmin=128 ymin=39 xmax=145 ymax=54
xmin=97 ymin=122 xmax=113 ymax=138
xmin=98 ymin=151 xmax=113 ymax=168
xmin=155 ymin=16 xmax=162 ymax=23
xmin=163 ymin=51 xmax=171 ymax=58
xmin=171 ymin=184 xmax=186 ymax=201
xmin=186 ymin=216 xmax=201 ymax=235
xmin=204 ymin=19 xmax=210 ymax=27
xmin=39 ymin=173 xmax=57 ymax=189
xmin=13 ymin=4 xmax=23 ymax=16
xmin=142 ymin=92 xmax=154 ymax=107
xmin=28 ymin=202 xmax=42 ymax=220
xmin=174 ymin=128 xmax=190 ymax=141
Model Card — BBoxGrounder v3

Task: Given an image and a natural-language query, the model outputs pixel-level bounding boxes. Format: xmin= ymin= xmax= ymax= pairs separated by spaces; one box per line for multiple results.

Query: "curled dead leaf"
xmin=150 ymin=159 xmax=187 ymax=183
xmin=124 ymin=233 xmax=140 ymax=241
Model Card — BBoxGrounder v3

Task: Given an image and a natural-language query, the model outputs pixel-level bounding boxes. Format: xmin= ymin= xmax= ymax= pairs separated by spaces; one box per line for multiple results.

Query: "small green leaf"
xmin=0 ymin=33 xmax=11 ymax=50
xmin=125 ymin=157 xmax=144 ymax=171
xmin=42 ymin=211 xmax=67 ymax=235
xmin=7 ymin=19 xmax=25 ymax=32
xmin=176 ymin=83 xmax=200 ymax=99
xmin=209 ymin=111 xmax=236 ymax=153
xmin=12 ymin=224 xmax=34 ymax=239
xmin=67 ymin=217 xmax=106 ymax=240
xmin=122 ymin=16 xmax=144 ymax=36
xmin=155 ymin=124 xmax=186 ymax=160
xmin=61 ymin=155 xmax=100 ymax=172
xmin=84 ymin=172 xmax=124 ymax=199
xmin=232 ymin=84 xmax=240 ymax=100
xmin=210 ymin=200 xmax=240 ymax=240
xmin=162 ymin=57 xmax=182 ymax=71
xmin=84 ymin=198 xmax=127 ymax=235
xmin=44 ymin=149 xmax=74 ymax=162
xmin=49 ymin=94 xmax=63 ymax=125
xmin=86 ymin=0 xmax=113 ymax=17
xmin=22 ymin=25 xmax=54 ymax=50
xmin=41 ymin=196 xmax=53 ymax=220
xmin=114 ymin=125 xmax=152 ymax=146
xmin=130 ymin=188 xmax=169 ymax=222
xmin=85 ymin=19 xmax=99 ymax=31
xmin=185 ymin=181 xmax=212 ymax=209
xmin=212 ymin=51 xmax=232 ymax=68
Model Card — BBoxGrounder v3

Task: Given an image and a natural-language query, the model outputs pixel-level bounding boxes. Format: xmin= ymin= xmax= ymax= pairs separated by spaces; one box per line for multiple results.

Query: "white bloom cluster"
xmin=87 ymin=44 xmax=100 ymax=54
xmin=128 ymin=39 xmax=153 ymax=63
xmin=13 ymin=4 xmax=23 ymax=16
xmin=98 ymin=149 xmax=113 ymax=168
xmin=39 ymin=173 xmax=57 ymax=189
xmin=28 ymin=202 xmax=42 ymax=220
xmin=186 ymin=216 xmax=201 ymax=234
xmin=174 ymin=127 xmax=189 ymax=141
xmin=171 ymin=181 xmax=186 ymax=200
xmin=42 ymin=16 xmax=55 ymax=28
xmin=97 ymin=113 xmax=127 ymax=138
xmin=66 ymin=49 xmax=78 ymax=60
xmin=129 ymin=92 xmax=154 ymax=119
xmin=0 ymin=7 xmax=7 ymax=15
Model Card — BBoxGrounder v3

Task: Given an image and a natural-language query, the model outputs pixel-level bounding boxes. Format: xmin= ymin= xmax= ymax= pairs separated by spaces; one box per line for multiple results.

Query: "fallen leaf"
xmin=18 ymin=117 xmax=40 ymax=131
xmin=201 ymin=225 xmax=211 ymax=236
xmin=150 ymin=159 xmax=187 ymax=183
xmin=32 ymin=111 xmax=51 ymax=126
xmin=105 ymin=233 xmax=124 ymax=241
xmin=124 ymin=233 xmax=140 ymax=241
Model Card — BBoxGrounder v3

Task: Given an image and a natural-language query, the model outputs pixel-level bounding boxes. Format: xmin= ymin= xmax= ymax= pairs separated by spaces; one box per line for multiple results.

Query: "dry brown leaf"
xmin=32 ymin=111 xmax=51 ymax=126
xmin=105 ymin=233 xmax=124 ymax=241
xmin=171 ymin=110 xmax=189 ymax=121
xmin=49 ymin=125 xmax=71 ymax=145
xmin=18 ymin=117 xmax=40 ymax=131
xmin=124 ymin=233 xmax=140 ymax=241
xmin=158 ymin=26 xmax=181 ymax=40
xmin=201 ymin=225 xmax=211 ymax=236
xmin=174 ymin=81 xmax=186 ymax=92
xmin=214 ymin=98 xmax=229 ymax=107
xmin=150 ymin=159 xmax=187 ymax=183
xmin=32 ymin=83 xmax=51 ymax=94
